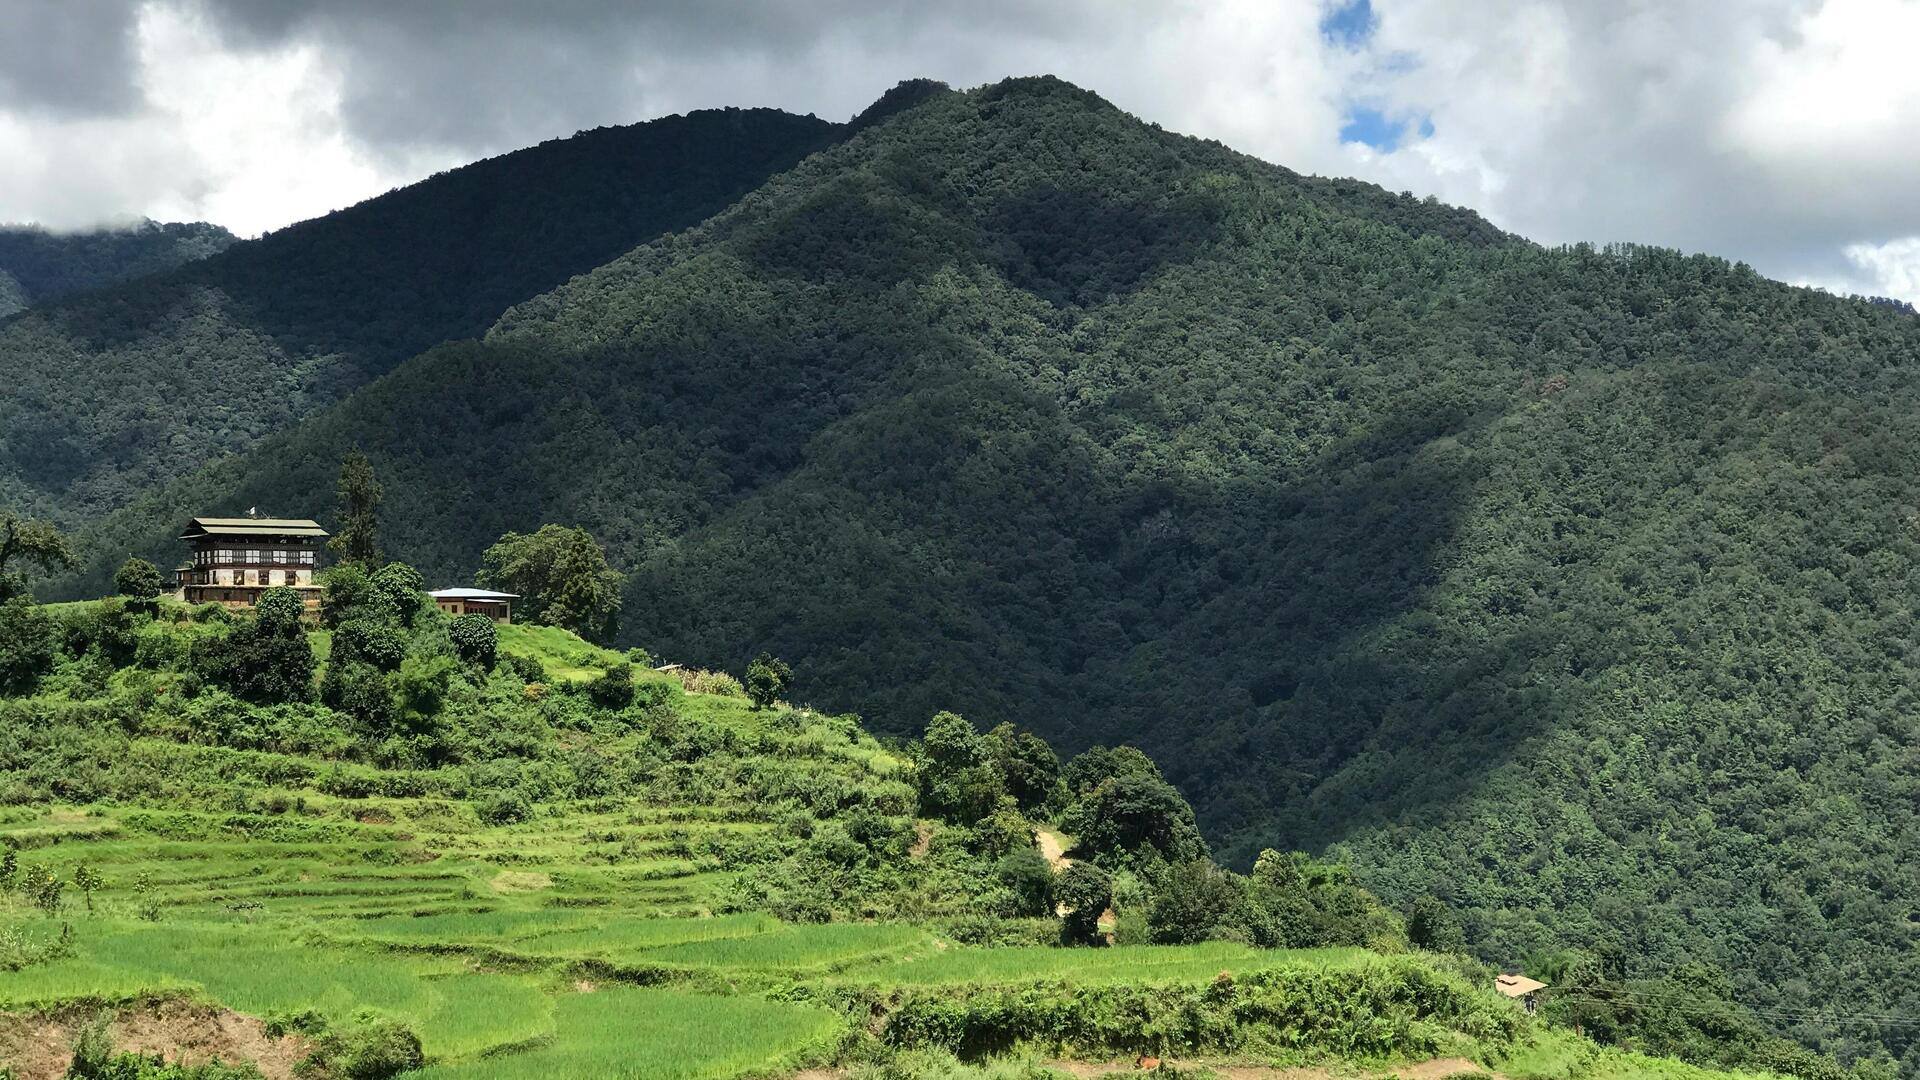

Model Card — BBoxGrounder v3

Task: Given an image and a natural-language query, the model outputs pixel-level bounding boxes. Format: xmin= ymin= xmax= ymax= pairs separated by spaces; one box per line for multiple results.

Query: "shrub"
xmin=369 ymin=563 xmax=427 ymax=628
xmin=678 ymin=668 xmax=744 ymax=697
xmin=744 ymin=651 xmax=792 ymax=709
xmin=448 ymin=613 xmax=497 ymax=670
xmin=477 ymin=789 xmax=534 ymax=825
xmin=995 ymin=848 xmax=1055 ymax=917
xmin=113 ymin=557 xmax=168 ymax=600
xmin=193 ymin=588 xmax=314 ymax=705
xmin=331 ymin=619 xmax=406 ymax=672
xmin=0 ymin=597 xmax=60 ymax=696
xmin=297 ymin=1014 xmax=423 ymax=1080
xmin=1061 ymin=771 xmax=1208 ymax=870
xmin=1054 ymin=861 xmax=1111 ymax=945
xmin=588 ymin=661 xmax=636 ymax=709
xmin=500 ymin=652 xmax=546 ymax=683
xmin=1147 ymin=859 xmax=1248 ymax=945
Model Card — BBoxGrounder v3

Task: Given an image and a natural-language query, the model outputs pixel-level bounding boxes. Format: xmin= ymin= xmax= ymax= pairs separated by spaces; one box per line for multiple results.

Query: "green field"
xmin=0 ymin=610 xmax=1796 ymax=1080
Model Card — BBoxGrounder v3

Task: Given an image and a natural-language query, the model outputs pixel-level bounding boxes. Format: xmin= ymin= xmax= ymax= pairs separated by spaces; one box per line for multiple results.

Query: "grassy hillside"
xmin=0 ymin=220 xmax=235 ymax=318
xmin=45 ymin=75 xmax=1920 ymax=1070
xmin=0 ymin=107 xmax=842 ymax=523
xmin=0 ymin=596 xmax=1810 ymax=1080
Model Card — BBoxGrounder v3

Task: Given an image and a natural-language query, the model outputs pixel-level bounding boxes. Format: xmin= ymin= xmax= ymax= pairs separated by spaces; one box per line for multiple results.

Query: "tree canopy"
xmin=477 ymin=525 xmax=624 ymax=643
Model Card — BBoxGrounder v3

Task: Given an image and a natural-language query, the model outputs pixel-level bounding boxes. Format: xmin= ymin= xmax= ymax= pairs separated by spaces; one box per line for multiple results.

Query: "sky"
xmin=2 ymin=0 xmax=1918 ymax=303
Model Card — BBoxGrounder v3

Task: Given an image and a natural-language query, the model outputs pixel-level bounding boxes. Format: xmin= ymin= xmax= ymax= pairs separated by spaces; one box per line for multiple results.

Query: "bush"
xmin=588 ymin=661 xmax=636 ymax=709
xmin=995 ymin=848 xmax=1055 ymax=917
xmin=500 ymin=652 xmax=546 ymax=683
xmin=1147 ymin=859 xmax=1248 ymax=945
xmin=331 ymin=619 xmax=406 ymax=672
xmin=1054 ymin=861 xmax=1111 ymax=945
xmin=368 ymin=563 xmax=427 ymax=628
xmin=448 ymin=613 xmax=497 ymax=670
xmin=678 ymin=668 xmax=744 ymax=697
xmin=477 ymin=789 xmax=533 ymax=825
xmin=744 ymin=651 xmax=792 ymax=709
xmin=297 ymin=1014 xmax=423 ymax=1080
xmin=1060 ymin=771 xmax=1208 ymax=869
xmin=0 ymin=598 xmax=58 ymax=696
xmin=113 ymin=557 xmax=169 ymax=601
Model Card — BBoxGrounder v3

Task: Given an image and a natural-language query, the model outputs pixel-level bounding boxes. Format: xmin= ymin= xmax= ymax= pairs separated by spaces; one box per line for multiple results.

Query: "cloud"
xmin=0 ymin=0 xmax=1915 ymax=303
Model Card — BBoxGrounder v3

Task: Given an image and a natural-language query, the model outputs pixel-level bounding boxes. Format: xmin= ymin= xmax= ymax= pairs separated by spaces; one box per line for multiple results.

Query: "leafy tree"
xmin=1062 ymin=771 xmax=1209 ymax=869
xmin=1147 ymin=859 xmax=1249 ymax=945
xmin=0 ymin=513 xmax=73 ymax=601
xmin=449 ymin=613 xmax=497 ymax=671
xmin=986 ymin=723 xmax=1061 ymax=812
xmin=330 ymin=618 xmax=406 ymax=672
xmin=1054 ymin=861 xmax=1111 ymax=946
xmin=0 ymin=846 xmax=16 ymax=890
xmin=22 ymin=863 xmax=62 ymax=915
xmin=112 ymin=557 xmax=167 ymax=600
xmin=328 ymin=450 xmax=383 ymax=567
xmin=477 ymin=525 xmax=624 ymax=643
xmin=369 ymin=562 xmax=426 ymax=627
xmin=744 ymin=652 xmax=791 ymax=709
xmin=995 ymin=848 xmax=1055 ymax=917
xmin=1060 ymin=745 xmax=1161 ymax=796
xmin=71 ymin=862 xmax=103 ymax=913
xmin=318 ymin=563 xmax=377 ymax=628
xmin=0 ymin=597 xmax=58 ymax=696
xmin=915 ymin=711 xmax=1007 ymax=824
xmin=195 ymin=587 xmax=314 ymax=704
xmin=1407 ymin=895 xmax=1465 ymax=952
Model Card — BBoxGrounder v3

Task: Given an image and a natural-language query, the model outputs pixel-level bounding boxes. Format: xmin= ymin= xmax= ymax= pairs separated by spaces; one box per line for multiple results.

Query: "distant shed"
xmin=1495 ymin=973 xmax=1548 ymax=1013
xmin=429 ymin=587 xmax=518 ymax=623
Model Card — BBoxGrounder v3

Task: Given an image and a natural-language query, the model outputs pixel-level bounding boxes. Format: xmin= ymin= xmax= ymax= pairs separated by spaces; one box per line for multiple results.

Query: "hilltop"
xmin=0 ymin=106 xmax=842 ymax=522
xmin=24 ymin=74 xmax=1920 ymax=1071
xmin=0 ymin=585 xmax=1846 ymax=1080
xmin=0 ymin=220 xmax=235 ymax=318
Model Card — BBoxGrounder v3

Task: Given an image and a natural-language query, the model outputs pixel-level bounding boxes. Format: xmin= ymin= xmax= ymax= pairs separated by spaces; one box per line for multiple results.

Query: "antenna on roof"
xmin=247 ymin=506 xmax=258 ymax=518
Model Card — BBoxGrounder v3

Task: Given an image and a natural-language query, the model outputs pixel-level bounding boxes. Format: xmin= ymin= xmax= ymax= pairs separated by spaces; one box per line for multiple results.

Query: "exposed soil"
xmin=1036 ymin=828 xmax=1071 ymax=869
xmin=0 ymin=1000 xmax=312 ymax=1080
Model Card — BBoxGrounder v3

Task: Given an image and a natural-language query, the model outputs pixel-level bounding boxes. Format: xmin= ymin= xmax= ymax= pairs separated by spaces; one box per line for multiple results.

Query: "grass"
xmin=408 ymin=987 xmax=841 ymax=1080
xmin=836 ymin=942 xmax=1376 ymax=986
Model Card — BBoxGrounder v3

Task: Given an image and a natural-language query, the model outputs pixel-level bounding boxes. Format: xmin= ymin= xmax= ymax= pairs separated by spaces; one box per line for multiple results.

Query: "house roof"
xmin=1495 ymin=974 xmax=1548 ymax=998
xmin=429 ymin=588 xmax=519 ymax=601
xmin=181 ymin=516 xmax=328 ymax=539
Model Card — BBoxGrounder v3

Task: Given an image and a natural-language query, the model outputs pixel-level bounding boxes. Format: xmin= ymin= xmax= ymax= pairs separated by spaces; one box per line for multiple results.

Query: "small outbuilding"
xmin=429 ymin=587 xmax=518 ymax=623
xmin=1495 ymin=973 xmax=1548 ymax=1013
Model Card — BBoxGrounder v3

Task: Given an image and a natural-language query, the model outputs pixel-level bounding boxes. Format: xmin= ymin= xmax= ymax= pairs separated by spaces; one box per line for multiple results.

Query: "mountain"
xmin=0 ymin=219 xmax=235 ymax=317
xmin=43 ymin=76 xmax=1920 ymax=1070
xmin=0 ymin=106 xmax=842 ymax=522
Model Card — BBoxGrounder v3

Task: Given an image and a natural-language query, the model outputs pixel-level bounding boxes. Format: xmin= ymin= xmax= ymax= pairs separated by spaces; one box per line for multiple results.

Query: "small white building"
xmin=429 ymin=587 xmax=518 ymax=623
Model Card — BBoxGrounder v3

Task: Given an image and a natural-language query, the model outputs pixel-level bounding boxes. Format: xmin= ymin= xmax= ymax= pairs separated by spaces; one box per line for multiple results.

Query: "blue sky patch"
xmin=1321 ymin=0 xmax=1377 ymax=49
xmin=1339 ymin=106 xmax=1434 ymax=152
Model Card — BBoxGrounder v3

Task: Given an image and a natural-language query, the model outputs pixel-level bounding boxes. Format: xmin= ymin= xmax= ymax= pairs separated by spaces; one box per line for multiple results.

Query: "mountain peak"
xmin=846 ymin=77 xmax=954 ymax=132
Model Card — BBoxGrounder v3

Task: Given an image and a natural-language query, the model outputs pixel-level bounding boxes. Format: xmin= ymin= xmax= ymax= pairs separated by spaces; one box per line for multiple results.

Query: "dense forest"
xmin=0 ymin=219 xmax=233 ymax=317
xmin=0 ymin=106 xmax=843 ymax=523
xmin=33 ymin=76 xmax=1920 ymax=1071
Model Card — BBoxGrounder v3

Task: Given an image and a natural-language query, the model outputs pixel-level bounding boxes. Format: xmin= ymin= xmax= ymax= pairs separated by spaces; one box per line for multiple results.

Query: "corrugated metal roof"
xmin=182 ymin=516 xmax=328 ymax=538
xmin=429 ymin=588 xmax=519 ymax=600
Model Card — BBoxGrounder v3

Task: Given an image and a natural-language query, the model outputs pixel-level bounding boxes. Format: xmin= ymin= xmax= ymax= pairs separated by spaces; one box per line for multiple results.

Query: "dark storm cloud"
xmin=0 ymin=0 xmax=143 ymax=116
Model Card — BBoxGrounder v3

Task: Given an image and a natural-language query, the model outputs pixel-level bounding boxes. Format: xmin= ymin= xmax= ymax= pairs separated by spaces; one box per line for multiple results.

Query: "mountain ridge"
xmin=29 ymin=73 xmax=1920 ymax=1071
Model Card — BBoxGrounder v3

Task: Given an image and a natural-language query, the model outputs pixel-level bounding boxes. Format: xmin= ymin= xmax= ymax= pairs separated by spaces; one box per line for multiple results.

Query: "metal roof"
xmin=181 ymin=516 xmax=328 ymax=539
xmin=429 ymin=588 xmax=519 ymax=600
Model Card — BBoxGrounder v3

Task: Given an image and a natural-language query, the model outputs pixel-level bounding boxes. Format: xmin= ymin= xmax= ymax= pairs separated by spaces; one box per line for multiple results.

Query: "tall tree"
xmin=477 ymin=525 xmax=624 ymax=643
xmin=0 ymin=513 xmax=74 ymax=601
xmin=327 ymin=451 xmax=383 ymax=567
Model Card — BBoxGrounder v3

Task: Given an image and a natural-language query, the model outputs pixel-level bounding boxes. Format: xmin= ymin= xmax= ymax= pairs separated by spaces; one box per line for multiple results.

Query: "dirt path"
xmin=1037 ymin=828 xmax=1071 ymax=869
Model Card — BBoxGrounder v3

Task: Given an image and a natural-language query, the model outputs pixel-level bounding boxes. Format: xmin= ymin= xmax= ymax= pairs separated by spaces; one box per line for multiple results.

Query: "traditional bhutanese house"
xmin=175 ymin=515 xmax=328 ymax=608
xmin=1495 ymin=973 xmax=1548 ymax=1013
xmin=429 ymin=588 xmax=517 ymax=623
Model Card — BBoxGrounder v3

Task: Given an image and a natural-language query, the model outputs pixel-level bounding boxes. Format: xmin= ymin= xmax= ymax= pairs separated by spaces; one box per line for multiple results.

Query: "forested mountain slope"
xmin=0 ymin=106 xmax=841 ymax=522
xmin=53 ymin=76 xmax=1920 ymax=1069
xmin=0 ymin=219 xmax=235 ymax=317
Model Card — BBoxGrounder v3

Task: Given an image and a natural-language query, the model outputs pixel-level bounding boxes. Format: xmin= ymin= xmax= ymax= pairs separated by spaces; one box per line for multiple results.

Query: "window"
xmin=215 ymin=549 xmax=235 ymax=564
xmin=246 ymin=549 xmax=261 ymax=564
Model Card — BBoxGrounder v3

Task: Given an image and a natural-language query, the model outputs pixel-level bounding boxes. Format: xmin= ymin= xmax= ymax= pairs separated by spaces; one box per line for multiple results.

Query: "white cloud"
xmin=0 ymin=0 xmax=1917 ymax=302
